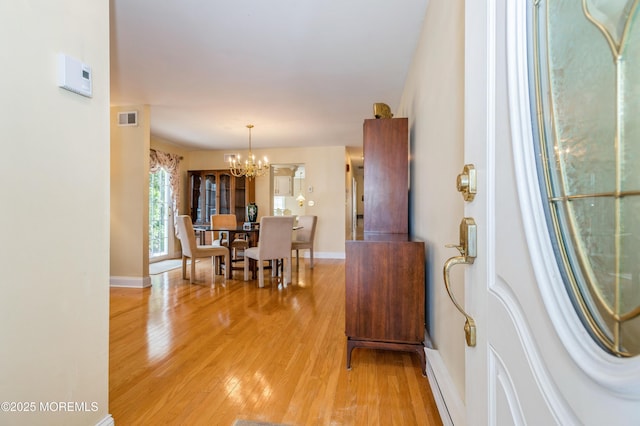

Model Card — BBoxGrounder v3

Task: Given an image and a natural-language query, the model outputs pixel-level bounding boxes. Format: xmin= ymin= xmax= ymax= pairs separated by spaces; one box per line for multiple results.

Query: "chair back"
xmin=211 ymin=214 xmax=238 ymax=240
xmin=211 ymin=214 xmax=237 ymax=229
xmin=258 ymin=216 xmax=295 ymax=259
xmin=176 ymin=215 xmax=197 ymax=258
xmin=294 ymin=215 xmax=317 ymax=243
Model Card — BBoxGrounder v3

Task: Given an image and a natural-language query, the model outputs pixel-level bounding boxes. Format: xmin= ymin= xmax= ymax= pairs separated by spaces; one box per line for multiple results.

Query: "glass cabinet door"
xmin=204 ymin=173 xmax=217 ymax=221
xmin=234 ymin=176 xmax=247 ymax=223
xmin=189 ymin=173 xmax=202 ymax=224
xmin=218 ymin=173 xmax=231 ymax=214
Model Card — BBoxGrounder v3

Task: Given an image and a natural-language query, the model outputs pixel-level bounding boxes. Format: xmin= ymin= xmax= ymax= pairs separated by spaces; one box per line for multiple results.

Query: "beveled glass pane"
xmin=584 ymin=0 xmax=636 ymax=46
xmin=548 ymin=0 xmax=617 ymax=196
xmin=622 ymin=22 xmax=640 ymax=190
xmin=620 ymin=196 xmax=640 ymax=313
xmin=568 ymin=198 xmax=616 ymax=307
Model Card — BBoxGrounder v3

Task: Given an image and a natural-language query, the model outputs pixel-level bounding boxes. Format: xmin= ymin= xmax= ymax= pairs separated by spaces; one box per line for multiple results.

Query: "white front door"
xmin=462 ymin=0 xmax=640 ymax=424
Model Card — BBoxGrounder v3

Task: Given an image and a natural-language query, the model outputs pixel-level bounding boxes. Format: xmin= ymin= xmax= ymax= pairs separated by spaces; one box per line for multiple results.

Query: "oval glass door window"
xmin=530 ymin=0 xmax=640 ymax=356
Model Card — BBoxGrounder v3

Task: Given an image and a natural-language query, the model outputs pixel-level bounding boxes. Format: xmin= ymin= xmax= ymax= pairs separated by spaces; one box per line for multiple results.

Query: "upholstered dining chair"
xmin=292 ymin=215 xmax=317 ymax=268
xmin=244 ymin=215 xmax=295 ymax=289
xmin=210 ymin=214 xmax=249 ymax=259
xmin=176 ymin=215 xmax=230 ymax=283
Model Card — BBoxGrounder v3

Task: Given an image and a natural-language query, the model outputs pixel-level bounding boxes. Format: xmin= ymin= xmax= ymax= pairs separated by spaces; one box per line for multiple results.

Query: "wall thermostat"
xmin=57 ymin=53 xmax=92 ymax=98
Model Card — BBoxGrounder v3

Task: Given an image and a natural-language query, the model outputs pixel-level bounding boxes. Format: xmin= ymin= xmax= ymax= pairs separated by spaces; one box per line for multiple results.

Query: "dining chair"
xmin=210 ymin=214 xmax=249 ymax=259
xmin=176 ymin=215 xmax=230 ymax=283
xmin=244 ymin=215 xmax=295 ymax=289
xmin=292 ymin=215 xmax=317 ymax=268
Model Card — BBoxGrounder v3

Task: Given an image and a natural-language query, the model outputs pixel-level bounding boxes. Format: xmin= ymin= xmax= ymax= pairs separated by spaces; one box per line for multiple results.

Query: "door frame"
xmin=463 ymin=0 xmax=492 ymax=422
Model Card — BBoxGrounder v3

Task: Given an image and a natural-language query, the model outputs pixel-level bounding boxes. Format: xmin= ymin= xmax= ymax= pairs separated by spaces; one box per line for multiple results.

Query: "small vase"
xmin=247 ymin=203 xmax=258 ymax=222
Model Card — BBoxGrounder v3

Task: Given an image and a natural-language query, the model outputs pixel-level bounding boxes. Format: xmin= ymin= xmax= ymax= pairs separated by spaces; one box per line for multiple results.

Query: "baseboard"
xmin=313 ymin=251 xmax=345 ymax=259
xmin=96 ymin=414 xmax=114 ymax=426
xmin=110 ymin=275 xmax=152 ymax=288
xmin=425 ymin=348 xmax=465 ymax=426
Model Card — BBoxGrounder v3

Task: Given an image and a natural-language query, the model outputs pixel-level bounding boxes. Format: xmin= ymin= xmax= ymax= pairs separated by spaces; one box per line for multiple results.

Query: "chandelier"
xmin=229 ymin=124 xmax=269 ymax=179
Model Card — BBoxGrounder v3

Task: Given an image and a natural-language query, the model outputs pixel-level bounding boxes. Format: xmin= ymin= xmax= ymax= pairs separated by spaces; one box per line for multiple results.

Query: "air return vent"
xmin=117 ymin=111 xmax=138 ymax=126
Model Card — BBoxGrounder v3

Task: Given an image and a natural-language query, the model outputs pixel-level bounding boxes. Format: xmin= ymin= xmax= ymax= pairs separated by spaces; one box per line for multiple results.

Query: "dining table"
xmin=193 ymin=223 xmax=302 ymax=246
xmin=193 ymin=224 xmax=260 ymax=246
xmin=192 ymin=223 xmax=302 ymax=278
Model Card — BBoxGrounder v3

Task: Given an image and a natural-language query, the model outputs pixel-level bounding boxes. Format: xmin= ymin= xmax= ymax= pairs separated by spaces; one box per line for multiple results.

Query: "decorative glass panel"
xmin=530 ymin=0 xmax=640 ymax=356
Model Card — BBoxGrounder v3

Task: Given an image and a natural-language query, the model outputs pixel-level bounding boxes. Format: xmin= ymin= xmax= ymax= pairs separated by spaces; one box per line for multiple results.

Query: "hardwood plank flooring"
xmin=110 ymin=259 xmax=443 ymax=426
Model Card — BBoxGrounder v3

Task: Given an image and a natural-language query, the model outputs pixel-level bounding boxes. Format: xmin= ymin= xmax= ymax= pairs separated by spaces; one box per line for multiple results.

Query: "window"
xmin=530 ymin=0 xmax=640 ymax=356
xmin=149 ymin=168 xmax=170 ymax=258
xmin=273 ymin=196 xmax=286 ymax=212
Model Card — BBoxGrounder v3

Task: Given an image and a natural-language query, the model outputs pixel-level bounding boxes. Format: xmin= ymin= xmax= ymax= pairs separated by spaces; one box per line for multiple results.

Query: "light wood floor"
xmin=110 ymin=258 xmax=443 ymax=426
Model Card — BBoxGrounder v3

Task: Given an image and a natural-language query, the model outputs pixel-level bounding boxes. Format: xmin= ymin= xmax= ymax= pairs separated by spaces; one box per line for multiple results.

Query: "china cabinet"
xmin=345 ymin=118 xmax=426 ymax=374
xmin=188 ymin=170 xmax=255 ymax=226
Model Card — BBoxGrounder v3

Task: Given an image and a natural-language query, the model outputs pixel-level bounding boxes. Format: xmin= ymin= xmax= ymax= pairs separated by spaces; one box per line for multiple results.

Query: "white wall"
xmin=396 ymin=0 xmax=466 ymax=401
xmin=0 ymin=1 xmax=111 ymax=425
xmin=110 ymin=105 xmax=151 ymax=287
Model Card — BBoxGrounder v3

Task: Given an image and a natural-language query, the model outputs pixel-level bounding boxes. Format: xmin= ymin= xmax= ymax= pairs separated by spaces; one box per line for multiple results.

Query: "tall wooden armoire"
xmin=345 ymin=117 xmax=427 ymax=375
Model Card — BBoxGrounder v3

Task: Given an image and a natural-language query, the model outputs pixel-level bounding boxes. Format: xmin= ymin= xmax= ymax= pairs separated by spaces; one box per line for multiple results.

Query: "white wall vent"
xmin=118 ymin=111 xmax=138 ymax=126
xmin=224 ymin=154 xmax=237 ymax=163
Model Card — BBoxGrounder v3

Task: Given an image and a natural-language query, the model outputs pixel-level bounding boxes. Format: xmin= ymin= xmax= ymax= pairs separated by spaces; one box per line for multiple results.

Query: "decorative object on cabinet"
xmin=247 ymin=202 xmax=258 ymax=223
xmin=228 ymin=124 xmax=269 ymax=179
xmin=345 ymin=117 xmax=426 ymax=375
xmin=373 ymin=102 xmax=393 ymax=119
xmin=188 ymin=169 xmax=255 ymax=236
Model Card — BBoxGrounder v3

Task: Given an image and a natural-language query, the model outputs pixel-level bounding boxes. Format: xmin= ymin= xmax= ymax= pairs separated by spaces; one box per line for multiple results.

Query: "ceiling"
xmin=109 ymin=0 xmax=428 ymax=166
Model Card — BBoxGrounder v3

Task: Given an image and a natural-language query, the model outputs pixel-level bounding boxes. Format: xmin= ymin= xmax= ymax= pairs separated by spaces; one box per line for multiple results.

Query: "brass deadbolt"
xmin=456 ymin=164 xmax=477 ymax=202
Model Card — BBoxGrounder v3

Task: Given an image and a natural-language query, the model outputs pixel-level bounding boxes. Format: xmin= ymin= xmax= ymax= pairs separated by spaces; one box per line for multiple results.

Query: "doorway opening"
xmin=271 ymin=164 xmax=306 ymax=217
xmin=149 ymin=168 xmax=171 ymax=260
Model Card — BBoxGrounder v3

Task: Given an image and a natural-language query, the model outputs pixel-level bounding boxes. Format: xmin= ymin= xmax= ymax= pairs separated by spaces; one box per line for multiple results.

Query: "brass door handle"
xmin=443 ymin=217 xmax=477 ymax=347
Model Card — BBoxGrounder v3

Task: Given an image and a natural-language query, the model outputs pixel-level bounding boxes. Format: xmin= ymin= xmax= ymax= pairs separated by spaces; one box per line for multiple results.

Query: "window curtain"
xmin=149 ymin=149 xmax=181 ymax=235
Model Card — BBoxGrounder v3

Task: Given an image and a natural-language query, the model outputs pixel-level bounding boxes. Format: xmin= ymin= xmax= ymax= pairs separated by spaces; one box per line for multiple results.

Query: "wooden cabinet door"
xmin=345 ymin=239 xmax=425 ymax=343
xmin=363 ymin=118 xmax=409 ymax=234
